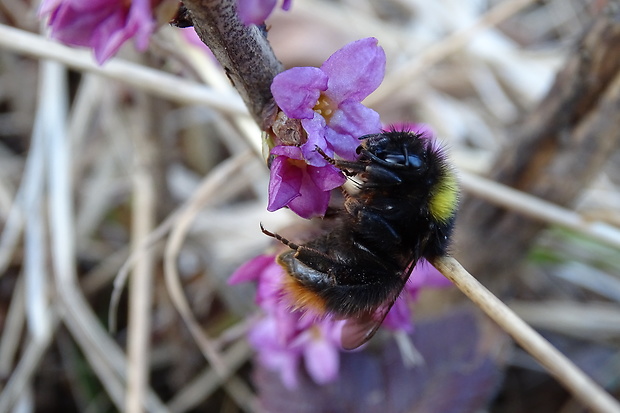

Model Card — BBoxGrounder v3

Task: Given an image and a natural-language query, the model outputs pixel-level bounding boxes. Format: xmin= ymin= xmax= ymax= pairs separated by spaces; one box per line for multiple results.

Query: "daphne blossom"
xmin=230 ymin=254 xmax=343 ymax=388
xmin=230 ymin=253 xmax=451 ymax=388
xmin=39 ymin=0 xmax=289 ymax=64
xmin=268 ymin=38 xmax=385 ymax=218
xmin=39 ymin=0 xmax=159 ymax=64
xmin=267 ymin=145 xmax=346 ymax=219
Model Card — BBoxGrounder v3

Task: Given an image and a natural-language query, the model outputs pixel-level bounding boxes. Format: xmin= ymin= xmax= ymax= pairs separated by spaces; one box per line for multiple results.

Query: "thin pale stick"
xmin=167 ymin=340 xmax=252 ymax=413
xmin=163 ymin=151 xmax=253 ymax=377
xmin=459 ymin=170 xmax=620 ymax=249
xmin=125 ymin=95 xmax=157 ymax=413
xmin=0 ymin=317 xmax=59 ymax=413
xmin=0 ymin=278 xmax=25 ymax=376
xmin=0 ymin=24 xmax=247 ymax=116
xmin=432 ymin=256 xmax=620 ymax=413
xmin=43 ymin=61 xmax=170 ymax=412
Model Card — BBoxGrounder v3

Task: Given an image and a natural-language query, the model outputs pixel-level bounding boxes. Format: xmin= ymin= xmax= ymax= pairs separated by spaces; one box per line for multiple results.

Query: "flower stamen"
xmin=313 ymin=94 xmax=337 ymax=122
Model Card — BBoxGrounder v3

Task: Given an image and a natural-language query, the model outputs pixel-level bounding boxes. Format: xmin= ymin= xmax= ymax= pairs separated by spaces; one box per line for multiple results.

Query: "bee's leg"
xmin=317 ymin=146 xmax=402 ymax=187
xmin=260 ymin=224 xmax=300 ymax=250
xmin=362 ymin=165 xmax=402 ymax=187
xmin=314 ymin=146 xmax=365 ymax=176
xmin=339 ymin=185 xmax=358 ymax=203
xmin=315 ymin=146 xmax=406 ymax=187
xmin=359 ymin=210 xmax=401 ymax=243
xmin=344 ymin=200 xmax=402 ymax=244
xmin=288 ymin=247 xmax=341 ymax=275
xmin=261 ymin=224 xmax=338 ymax=272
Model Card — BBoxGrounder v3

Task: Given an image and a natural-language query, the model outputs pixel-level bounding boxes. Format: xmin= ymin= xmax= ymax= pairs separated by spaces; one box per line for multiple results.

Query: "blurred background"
xmin=0 ymin=0 xmax=619 ymax=412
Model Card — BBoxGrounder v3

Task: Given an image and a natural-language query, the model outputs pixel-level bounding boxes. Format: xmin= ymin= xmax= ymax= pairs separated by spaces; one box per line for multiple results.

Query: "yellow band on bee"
xmin=429 ymin=170 xmax=458 ymax=223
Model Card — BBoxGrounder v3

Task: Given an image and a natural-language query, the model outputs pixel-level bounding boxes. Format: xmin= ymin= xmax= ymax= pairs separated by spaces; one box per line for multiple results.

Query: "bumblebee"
xmin=262 ymin=130 xmax=458 ymax=349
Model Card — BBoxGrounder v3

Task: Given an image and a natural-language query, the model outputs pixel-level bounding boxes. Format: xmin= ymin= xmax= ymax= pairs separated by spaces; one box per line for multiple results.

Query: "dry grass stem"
xmin=0 ymin=24 xmax=247 ymax=116
xmin=38 ymin=61 xmax=169 ymax=412
xmin=0 ymin=278 xmax=25 ymax=377
xmin=164 ymin=151 xmax=253 ymax=376
xmin=167 ymin=340 xmax=252 ymax=413
xmin=42 ymin=61 xmax=126 ymax=411
xmin=0 ymin=317 xmax=59 ymax=413
xmin=459 ymin=170 xmax=620 ymax=249
xmin=433 ymin=256 xmax=620 ymax=413
xmin=108 ymin=149 xmax=259 ymax=332
xmin=59 ymin=284 xmax=171 ymax=412
xmin=126 ymin=96 xmax=158 ymax=413
xmin=510 ymin=301 xmax=620 ymax=340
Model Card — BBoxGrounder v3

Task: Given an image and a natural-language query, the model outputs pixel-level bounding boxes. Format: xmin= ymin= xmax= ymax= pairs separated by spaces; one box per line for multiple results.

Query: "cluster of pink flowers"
xmin=39 ymin=0 xmax=291 ymax=64
xmin=229 ymin=255 xmax=344 ymax=388
xmin=268 ymin=37 xmax=385 ymax=218
xmin=238 ymin=38 xmax=454 ymax=387
xmin=230 ymin=254 xmax=451 ymax=388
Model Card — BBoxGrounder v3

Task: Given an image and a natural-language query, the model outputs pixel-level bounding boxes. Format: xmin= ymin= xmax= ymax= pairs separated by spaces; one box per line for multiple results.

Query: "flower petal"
xmin=300 ymin=115 xmax=331 ymax=167
xmin=42 ymin=0 xmax=155 ymax=65
xmin=324 ymin=101 xmax=381 ymax=160
xmin=267 ymin=155 xmax=302 ymax=212
xmin=126 ymin=0 xmax=155 ymax=51
xmin=287 ymin=171 xmax=330 ymax=218
xmin=251 ymin=321 xmax=302 ymax=389
xmin=321 ymin=37 xmax=386 ymax=103
xmin=281 ymin=0 xmax=293 ymax=10
xmin=330 ymin=100 xmax=382 ymax=138
xmin=303 ymin=334 xmax=339 ymax=384
xmin=255 ymin=263 xmax=290 ymax=308
xmin=39 ymin=0 xmax=64 ymax=16
xmin=91 ymin=10 xmax=134 ymax=64
xmin=270 ymin=145 xmax=304 ymax=159
xmin=271 ymin=67 xmax=328 ymax=119
xmin=228 ymin=254 xmax=274 ymax=284
xmin=307 ymin=165 xmax=346 ymax=192
xmin=382 ymin=297 xmax=413 ymax=332
xmin=409 ymin=260 xmax=453 ymax=291
xmin=237 ymin=0 xmax=277 ymax=25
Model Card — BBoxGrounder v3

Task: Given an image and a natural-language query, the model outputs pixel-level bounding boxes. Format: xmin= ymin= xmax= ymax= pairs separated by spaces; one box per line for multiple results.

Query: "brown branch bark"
xmin=178 ymin=0 xmax=306 ymax=148
xmin=455 ymin=9 xmax=620 ymax=286
xmin=179 ymin=0 xmax=282 ymax=129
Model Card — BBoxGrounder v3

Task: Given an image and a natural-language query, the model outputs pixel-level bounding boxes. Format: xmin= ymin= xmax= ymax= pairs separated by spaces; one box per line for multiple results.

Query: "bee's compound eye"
xmin=407 ymin=155 xmax=422 ymax=168
xmin=384 ymin=153 xmax=422 ymax=168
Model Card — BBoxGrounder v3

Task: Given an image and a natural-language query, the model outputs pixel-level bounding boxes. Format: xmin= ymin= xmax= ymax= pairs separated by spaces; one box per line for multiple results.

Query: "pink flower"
xmin=267 ymin=146 xmax=346 ymax=219
xmin=230 ymin=253 xmax=452 ymax=387
xmin=230 ymin=255 xmax=343 ymax=388
xmin=39 ymin=0 xmax=157 ymax=64
xmin=267 ymin=38 xmax=385 ymax=217
xmin=237 ymin=0 xmax=292 ymax=25
xmin=271 ymin=37 xmax=385 ymax=164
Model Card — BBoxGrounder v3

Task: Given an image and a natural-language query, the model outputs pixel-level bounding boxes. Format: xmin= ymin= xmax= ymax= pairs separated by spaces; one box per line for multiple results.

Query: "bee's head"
xmin=358 ymin=131 xmax=433 ymax=176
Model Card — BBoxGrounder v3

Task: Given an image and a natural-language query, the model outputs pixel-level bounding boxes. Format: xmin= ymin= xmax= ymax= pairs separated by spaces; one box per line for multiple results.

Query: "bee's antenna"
xmin=260 ymin=223 xmax=299 ymax=250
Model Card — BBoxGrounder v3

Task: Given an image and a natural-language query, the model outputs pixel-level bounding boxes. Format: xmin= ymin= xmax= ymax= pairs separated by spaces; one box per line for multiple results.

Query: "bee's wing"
xmin=340 ymin=259 xmax=418 ymax=350
xmin=340 ymin=300 xmax=395 ymax=350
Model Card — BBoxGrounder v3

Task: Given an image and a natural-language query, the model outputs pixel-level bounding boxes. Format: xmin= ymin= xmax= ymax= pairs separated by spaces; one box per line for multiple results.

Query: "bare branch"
xmin=432 ymin=256 xmax=620 ymax=413
xmin=181 ymin=0 xmax=282 ymax=129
